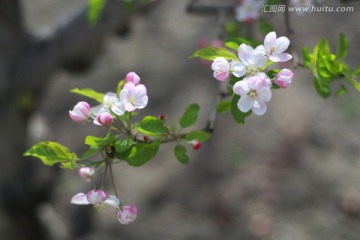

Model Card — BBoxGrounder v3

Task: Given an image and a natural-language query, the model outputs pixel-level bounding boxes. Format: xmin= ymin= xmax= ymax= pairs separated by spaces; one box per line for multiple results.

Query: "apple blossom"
xmin=275 ymin=69 xmax=294 ymax=88
xmin=125 ymin=72 xmax=141 ymax=85
xmin=233 ymin=75 xmax=272 ymax=115
xmin=117 ymin=205 xmax=138 ymax=224
xmin=69 ymin=101 xmax=91 ymax=122
xmin=103 ymin=195 xmax=121 ymax=208
xmin=71 ymin=190 xmax=107 ymax=205
xmin=235 ymin=0 xmax=265 ymax=22
xmin=96 ymin=112 xmax=113 ymax=126
xmin=211 ymin=57 xmax=230 ymax=81
xmin=119 ymin=82 xmax=148 ymax=112
xmin=78 ymin=167 xmax=95 ymax=182
xmin=264 ymin=32 xmax=292 ymax=62
xmin=231 ymin=44 xmax=267 ymax=78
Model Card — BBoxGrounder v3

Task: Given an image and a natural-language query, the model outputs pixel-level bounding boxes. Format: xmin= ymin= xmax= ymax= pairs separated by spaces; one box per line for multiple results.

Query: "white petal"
xmin=252 ymin=100 xmax=267 ymax=115
xmin=112 ymin=102 xmax=125 ymax=116
xmin=275 ymin=37 xmax=290 ymax=53
xmin=250 ymin=52 xmax=267 ymax=68
xmin=237 ymin=96 xmax=254 ymax=113
xmin=104 ymin=195 xmax=121 ymax=208
xmin=230 ymin=61 xmax=246 ymax=78
xmin=264 ymin=31 xmax=276 ymax=50
xmin=71 ymin=193 xmax=90 ymax=205
xmin=269 ymin=53 xmax=292 ymax=62
xmin=135 ymin=95 xmax=148 ymax=109
xmin=257 ymin=87 xmax=272 ymax=102
xmin=233 ymin=80 xmax=250 ymax=96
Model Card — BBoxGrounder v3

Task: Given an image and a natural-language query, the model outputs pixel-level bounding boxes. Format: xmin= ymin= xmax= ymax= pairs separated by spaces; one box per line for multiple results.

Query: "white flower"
xmin=231 ymin=44 xmax=267 ymax=77
xmin=119 ymin=82 xmax=148 ymax=112
xmin=264 ymin=32 xmax=292 ymax=62
xmin=233 ymin=75 xmax=272 ymax=115
xmin=235 ymin=0 xmax=265 ymax=22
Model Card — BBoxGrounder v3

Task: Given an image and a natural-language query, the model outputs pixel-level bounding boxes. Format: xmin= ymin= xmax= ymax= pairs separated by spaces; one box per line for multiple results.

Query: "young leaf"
xmin=185 ymin=130 xmax=210 ymax=143
xmin=87 ymin=0 xmax=106 ymax=25
xmin=116 ymin=80 xmax=126 ymax=95
xmin=70 ymin=88 xmax=104 ymax=103
xmin=24 ymin=141 xmax=77 ymax=169
xmin=216 ymin=99 xmax=231 ymax=113
xmin=115 ymin=137 xmax=134 ymax=153
xmin=313 ymin=77 xmax=331 ymax=98
xmin=336 ymin=33 xmax=348 ymax=60
xmin=136 ymin=116 xmax=169 ymax=136
xmin=302 ymin=47 xmax=312 ymax=68
xmin=174 ymin=145 xmax=189 ymax=164
xmin=124 ymin=140 xmax=161 ymax=167
xmin=231 ymin=95 xmax=251 ymax=125
xmin=336 ymin=84 xmax=347 ymax=96
xmin=180 ymin=104 xmax=200 ymax=128
xmin=190 ymin=47 xmax=238 ymax=61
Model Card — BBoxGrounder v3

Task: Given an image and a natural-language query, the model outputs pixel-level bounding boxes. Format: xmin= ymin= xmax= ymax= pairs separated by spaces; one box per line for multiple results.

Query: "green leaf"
xmin=216 ymin=99 xmax=231 ymax=113
xmin=136 ymin=116 xmax=169 ymax=136
xmin=227 ymin=37 xmax=253 ymax=47
xmin=190 ymin=47 xmax=238 ymax=61
xmin=85 ymin=134 xmax=116 ymax=147
xmin=231 ymin=95 xmax=251 ymax=125
xmin=124 ymin=140 xmax=161 ymax=167
xmin=174 ymin=145 xmax=189 ymax=164
xmin=24 ymin=141 xmax=77 ymax=169
xmin=224 ymin=41 xmax=239 ymax=52
xmin=179 ymin=104 xmax=200 ymax=128
xmin=87 ymin=0 xmax=106 ymax=25
xmin=336 ymin=33 xmax=348 ymax=60
xmin=185 ymin=130 xmax=211 ymax=143
xmin=313 ymin=77 xmax=330 ymax=98
xmin=81 ymin=146 xmax=99 ymax=159
xmin=115 ymin=137 xmax=134 ymax=154
xmin=70 ymin=88 xmax=104 ymax=103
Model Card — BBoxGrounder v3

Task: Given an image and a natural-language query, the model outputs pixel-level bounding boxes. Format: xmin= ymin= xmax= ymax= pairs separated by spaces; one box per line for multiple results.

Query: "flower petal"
xmin=237 ymin=96 xmax=254 ymax=113
xmin=230 ymin=61 xmax=246 ymax=78
xmin=252 ymin=100 xmax=267 ymax=115
xmin=104 ymin=195 xmax=121 ymax=208
xmin=269 ymin=52 xmax=292 ymax=62
xmin=233 ymin=80 xmax=250 ymax=96
xmin=71 ymin=193 xmax=90 ymax=205
xmin=264 ymin=31 xmax=276 ymax=50
xmin=275 ymin=36 xmax=290 ymax=53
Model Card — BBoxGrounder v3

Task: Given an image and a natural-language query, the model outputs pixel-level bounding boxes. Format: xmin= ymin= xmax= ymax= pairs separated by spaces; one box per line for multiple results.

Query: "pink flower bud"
xmin=125 ymin=72 xmax=141 ymax=85
xmin=192 ymin=140 xmax=202 ymax=150
xmin=78 ymin=167 xmax=95 ymax=182
xmin=86 ymin=190 xmax=107 ymax=204
xmin=275 ymin=69 xmax=294 ymax=88
xmin=69 ymin=101 xmax=90 ymax=122
xmin=117 ymin=205 xmax=138 ymax=224
xmin=96 ymin=112 xmax=113 ymax=126
xmin=211 ymin=57 xmax=230 ymax=81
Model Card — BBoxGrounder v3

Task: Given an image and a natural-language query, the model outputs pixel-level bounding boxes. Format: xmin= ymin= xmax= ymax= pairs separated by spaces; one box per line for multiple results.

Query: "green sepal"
xmin=179 ymin=103 xmax=200 ymax=128
xmin=136 ymin=116 xmax=169 ymax=136
xmin=174 ymin=145 xmax=189 ymax=164
xmin=190 ymin=47 xmax=238 ymax=61
xmin=231 ymin=95 xmax=252 ymax=125
xmin=24 ymin=141 xmax=77 ymax=169
xmin=70 ymin=88 xmax=104 ymax=103
xmin=116 ymin=80 xmax=126 ymax=95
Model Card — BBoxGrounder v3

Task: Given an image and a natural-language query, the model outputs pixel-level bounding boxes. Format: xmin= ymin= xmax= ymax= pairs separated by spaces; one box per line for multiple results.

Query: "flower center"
xmin=246 ymin=65 xmax=258 ymax=75
xmin=270 ymin=46 xmax=276 ymax=54
xmin=129 ymin=97 xmax=136 ymax=105
xmin=248 ymin=90 xmax=257 ymax=99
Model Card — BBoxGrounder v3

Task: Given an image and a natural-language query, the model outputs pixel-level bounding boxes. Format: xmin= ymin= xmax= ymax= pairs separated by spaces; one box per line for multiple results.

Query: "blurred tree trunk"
xmin=0 ymin=0 xmax=157 ymax=239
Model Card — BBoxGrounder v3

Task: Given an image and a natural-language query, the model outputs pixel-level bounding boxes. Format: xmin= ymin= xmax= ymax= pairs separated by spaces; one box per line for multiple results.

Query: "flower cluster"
xmin=211 ymin=31 xmax=294 ymax=115
xmin=71 ymin=189 xmax=137 ymax=225
xmin=69 ymin=72 xmax=148 ymax=125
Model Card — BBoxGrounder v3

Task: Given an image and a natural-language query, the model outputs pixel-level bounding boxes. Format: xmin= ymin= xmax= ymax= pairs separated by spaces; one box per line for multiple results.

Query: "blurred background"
xmin=1 ymin=0 xmax=360 ymax=239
